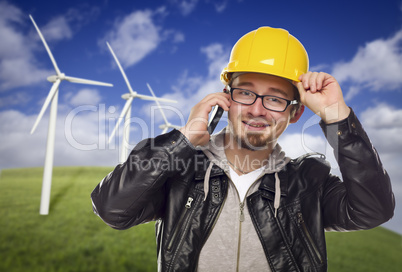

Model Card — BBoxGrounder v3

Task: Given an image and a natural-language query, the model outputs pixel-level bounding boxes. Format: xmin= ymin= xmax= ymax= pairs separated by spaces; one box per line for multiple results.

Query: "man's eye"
xmin=266 ymin=97 xmax=284 ymax=104
xmin=239 ymin=90 xmax=253 ymax=96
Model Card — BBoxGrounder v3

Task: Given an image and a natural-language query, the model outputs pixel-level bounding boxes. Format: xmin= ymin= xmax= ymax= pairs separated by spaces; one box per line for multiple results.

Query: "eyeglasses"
xmin=227 ymin=86 xmax=298 ymax=112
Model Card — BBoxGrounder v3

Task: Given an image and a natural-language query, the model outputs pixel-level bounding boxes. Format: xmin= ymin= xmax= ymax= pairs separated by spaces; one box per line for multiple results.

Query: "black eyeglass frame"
xmin=226 ymin=85 xmax=298 ymax=112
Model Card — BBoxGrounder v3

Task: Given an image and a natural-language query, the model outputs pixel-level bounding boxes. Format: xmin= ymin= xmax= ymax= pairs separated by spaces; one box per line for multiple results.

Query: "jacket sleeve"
xmin=91 ymin=130 xmax=197 ymax=230
xmin=320 ymin=109 xmax=395 ymax=231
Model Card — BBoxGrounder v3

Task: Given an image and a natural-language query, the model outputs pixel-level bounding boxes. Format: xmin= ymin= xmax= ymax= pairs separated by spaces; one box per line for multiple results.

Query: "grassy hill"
xmin=0 ymin=167 xmax=400 ymax=272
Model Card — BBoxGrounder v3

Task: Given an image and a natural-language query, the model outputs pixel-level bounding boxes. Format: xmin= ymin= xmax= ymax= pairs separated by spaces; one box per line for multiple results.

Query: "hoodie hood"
xmin=198 ymin=127 xmax=291 ymax=217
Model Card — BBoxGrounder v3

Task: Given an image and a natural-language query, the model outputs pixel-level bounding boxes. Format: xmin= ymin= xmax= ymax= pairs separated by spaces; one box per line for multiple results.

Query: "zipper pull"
xmin=185 ymin=197 xmax=194 ymax=209
xmin=239 ymin=202 xmax=245 ymax=222
xmin=297 ymin=212 xmax=304 ymax=224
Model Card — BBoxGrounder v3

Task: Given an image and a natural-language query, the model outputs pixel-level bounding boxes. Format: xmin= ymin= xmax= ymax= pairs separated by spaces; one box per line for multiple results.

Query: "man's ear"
xmin=290 ymin=104 xmax=304 ymax=124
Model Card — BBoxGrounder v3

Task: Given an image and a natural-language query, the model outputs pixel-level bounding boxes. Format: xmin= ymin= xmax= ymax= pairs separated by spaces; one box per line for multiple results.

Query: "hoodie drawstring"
xmin=274 ymin=172 xmax=281 ymax=218
xmin=204 ymin=161 xmax=214 ymax=201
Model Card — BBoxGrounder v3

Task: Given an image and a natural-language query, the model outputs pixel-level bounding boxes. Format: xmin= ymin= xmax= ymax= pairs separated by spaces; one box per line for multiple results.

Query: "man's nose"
xmin=247 ymin=97 xmax=266 ymax=116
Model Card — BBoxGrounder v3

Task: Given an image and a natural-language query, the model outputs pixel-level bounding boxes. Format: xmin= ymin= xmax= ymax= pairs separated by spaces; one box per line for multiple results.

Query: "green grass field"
xmin=0 ymin=167 xmax=401 ymax=272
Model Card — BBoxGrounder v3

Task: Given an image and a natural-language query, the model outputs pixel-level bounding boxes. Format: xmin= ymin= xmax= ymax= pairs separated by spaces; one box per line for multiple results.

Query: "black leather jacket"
xmin=91 ymin=110 xmax=394 ymax=272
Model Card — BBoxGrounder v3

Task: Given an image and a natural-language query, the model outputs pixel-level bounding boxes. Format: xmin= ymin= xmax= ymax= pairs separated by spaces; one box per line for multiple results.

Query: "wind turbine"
xmin=29 ymin=15 xmax=113 ymax=215
xmin=106 ymin=42 xmax=177 ymax=163
xmin=146 ymin=83 xmax=181 ymax=134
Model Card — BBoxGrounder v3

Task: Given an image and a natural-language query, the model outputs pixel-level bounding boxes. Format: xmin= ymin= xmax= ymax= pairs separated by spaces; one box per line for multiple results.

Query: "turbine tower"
xmin=146 ymin=83 xmax=181 ymax=134
xmin=106 ymin=42 xmax=177 ymax=163
xmin=29 ymin=15 xmax=113 ymax=215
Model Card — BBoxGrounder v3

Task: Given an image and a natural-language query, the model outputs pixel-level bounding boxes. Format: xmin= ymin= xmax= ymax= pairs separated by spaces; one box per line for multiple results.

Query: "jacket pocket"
xmin=296 ymin=212 xmax=324 ymax=265
xmin=167 ymin=195 xmax=197 ymax=251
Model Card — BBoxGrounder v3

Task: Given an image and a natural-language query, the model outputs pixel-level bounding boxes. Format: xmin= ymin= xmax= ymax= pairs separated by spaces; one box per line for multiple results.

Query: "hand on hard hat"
xmin=294 ymin=72 xmax=350 ymax=124
xmin=180 ymin=92 xmax=230 ymax=147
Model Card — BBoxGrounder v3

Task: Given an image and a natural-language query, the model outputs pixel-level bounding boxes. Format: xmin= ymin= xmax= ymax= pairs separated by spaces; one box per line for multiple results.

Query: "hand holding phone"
xmin=180 ymin=89 xmax=229 ymax=146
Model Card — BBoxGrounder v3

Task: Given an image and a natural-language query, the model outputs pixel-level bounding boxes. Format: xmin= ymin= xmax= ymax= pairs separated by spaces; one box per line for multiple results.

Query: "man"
xmin=91 ymin=27 xmax=395 ymax=271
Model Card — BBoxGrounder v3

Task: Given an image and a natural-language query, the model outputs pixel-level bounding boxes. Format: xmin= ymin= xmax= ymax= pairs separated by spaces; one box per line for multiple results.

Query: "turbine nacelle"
xmin=47 ymin=74 xmax=65 ymax=82
xmin=146 ymin=83 xmax=181 ymax=134
xmin=121 ymin=93 xmax=133 ymax=100
xmin=159 ymin=123 xmax=170 ymax=130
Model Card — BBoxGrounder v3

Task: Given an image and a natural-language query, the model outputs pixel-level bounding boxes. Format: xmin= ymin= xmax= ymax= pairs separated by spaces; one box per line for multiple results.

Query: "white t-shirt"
xmin=229 ymin=167 xmax=265 ymax=202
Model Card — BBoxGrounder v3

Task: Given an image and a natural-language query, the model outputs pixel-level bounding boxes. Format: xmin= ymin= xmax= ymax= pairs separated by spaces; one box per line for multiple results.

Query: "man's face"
xmin=227 ymin=73 xmax=299 ymax=150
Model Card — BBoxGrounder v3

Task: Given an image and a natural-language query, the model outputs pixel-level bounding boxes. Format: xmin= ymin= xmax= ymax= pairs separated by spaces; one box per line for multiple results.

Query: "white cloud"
xmin=360 ymin=103 xmax=402 ymax=154
xmin=102 ymin=8 xmax=184 ymax=68
xmin=332 ymin=29 xmax=402 ymax=100
xmin=0 ymin=3 xmax=24 ymax=58
xmin=209 ymin=0 xmax=229 ymax=12
xmin=64 ymin=4 xmax=101 ymax=29
xmin=171 ymin=0 xmax=199 ymax=16
xmin=0 ymin=57 xmax=51 ymax=91
xmin=162 ymin=29 xmax=185 ymax=44
xmin=201 ymin=43 xmax=228 ymax=77
xmin=34 ymin=5 xmax=100 ymax=42
xmin=68 ymin=88 xmax=102 ymax=107
xmin=343 ymin=86 xmax=360 ymax=102
xmin=103 ymin=10 xmax=160 ymax=68
xmin=172 ymin=31 xmax=185 ymax=43
xmin=0 ymin=2 xmax=51 ymax=91
xmin=0 ymin=91 xmax=31 ymax=108
xmin=39 ymin=16 xmax=73 ymax=42
xmin=279 ymin=133 xmax=326 ymax=158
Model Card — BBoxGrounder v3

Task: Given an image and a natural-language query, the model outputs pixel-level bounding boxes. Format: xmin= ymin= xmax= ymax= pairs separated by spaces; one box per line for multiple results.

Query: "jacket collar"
xmin=194 ymin=161 xmax=224 ymax=180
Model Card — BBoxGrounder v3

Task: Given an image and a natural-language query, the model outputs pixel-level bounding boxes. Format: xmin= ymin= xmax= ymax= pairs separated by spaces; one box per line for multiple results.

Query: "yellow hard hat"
xmin=221 ymin=26 xmax=309 ymax=85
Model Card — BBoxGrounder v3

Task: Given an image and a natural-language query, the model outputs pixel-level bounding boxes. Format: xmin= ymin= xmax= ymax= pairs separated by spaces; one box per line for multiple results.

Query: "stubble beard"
xmin=231 ymin=124 xmax=275 ymax=151
xmin=228 ymin=114 xmax=281 ymax=151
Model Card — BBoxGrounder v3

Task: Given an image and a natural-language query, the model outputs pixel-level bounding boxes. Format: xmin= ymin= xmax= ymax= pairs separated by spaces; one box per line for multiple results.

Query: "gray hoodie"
xmin=197 ymin=128 xmax=290 ymax=271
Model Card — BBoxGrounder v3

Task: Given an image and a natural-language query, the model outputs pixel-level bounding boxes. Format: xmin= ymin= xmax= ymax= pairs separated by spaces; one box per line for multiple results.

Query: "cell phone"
xmin=207 ymin=106 xmax=224 ymax=135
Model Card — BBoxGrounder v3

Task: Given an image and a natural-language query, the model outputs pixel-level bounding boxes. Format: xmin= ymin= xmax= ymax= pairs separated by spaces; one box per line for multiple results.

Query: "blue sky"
xmin=0 ymin=0 xmax=401 ymax=234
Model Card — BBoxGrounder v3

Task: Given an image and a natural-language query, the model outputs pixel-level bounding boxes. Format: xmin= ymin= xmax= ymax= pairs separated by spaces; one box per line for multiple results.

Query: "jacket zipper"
xmin=236 ymin=201 xmax=245 ymax=272
xmin=239 ymin=202 xmax=245 ymax=222
xmin=297 ymin=212 xmax=324 ymax=264
xmin=167 ymin=196 xmax=194 ymax=251
xmin=235 ymin=175 xmax=258 ymax=272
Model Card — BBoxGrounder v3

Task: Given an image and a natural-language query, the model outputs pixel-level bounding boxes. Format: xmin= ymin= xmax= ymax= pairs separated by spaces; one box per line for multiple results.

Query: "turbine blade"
xmin=106 ymin=42 xmax=135 ymax=94
xmin=64 ymin=75 xmax=113 ymax=87
xmin=146 ymin=83 xmax=169 ymax=125
xmin=30 ymin=79 xmax=61 ymax=134
xmin=135 ymin=93 xmax=178 ymax=103
xmin=29 ymin=15 xmax=61 ymax=76
xmin=162 ymin=127 xmax=168 ymax=134
xmin=108 ymin=97 xmax=133 ymax=143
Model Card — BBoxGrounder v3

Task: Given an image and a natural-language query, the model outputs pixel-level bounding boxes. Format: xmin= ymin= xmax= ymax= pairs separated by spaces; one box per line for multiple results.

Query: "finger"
xmin=214 ymin=92 xmax=231 ymax=109
xmin=209 ymin=95 xmax=231 ymax=111
xmin=293 ymin=81 xmax=307 ymax=104
xmin=316 ymin=72 xmax=327 ymax=91
xmin=309 ymin=72 xmax=319 ymax=93
xmin=300 ymin=71 xmax=312 ymax=90
xmin=202 ymin=93 xmax=231 ymax=112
